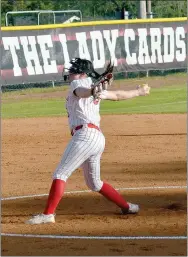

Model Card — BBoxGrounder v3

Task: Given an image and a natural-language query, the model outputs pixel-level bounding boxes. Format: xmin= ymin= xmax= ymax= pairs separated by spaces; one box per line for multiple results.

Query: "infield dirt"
xmin=2 ymin=112 xmax=187 ymax=256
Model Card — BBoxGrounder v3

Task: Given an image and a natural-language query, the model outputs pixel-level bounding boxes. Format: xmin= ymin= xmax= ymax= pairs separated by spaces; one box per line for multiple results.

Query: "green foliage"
xmin=1 ymin=0 xmax=187 ymax=25
xmin=152 ymin=0 xmax=187 ymax=18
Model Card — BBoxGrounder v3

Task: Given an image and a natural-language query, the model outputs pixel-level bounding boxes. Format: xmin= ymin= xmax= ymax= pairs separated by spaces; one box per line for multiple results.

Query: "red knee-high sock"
xmin=43 ymin=179 xmax=66 ymax=215
xmin=99 ymin=182 xmax=129 ymax=209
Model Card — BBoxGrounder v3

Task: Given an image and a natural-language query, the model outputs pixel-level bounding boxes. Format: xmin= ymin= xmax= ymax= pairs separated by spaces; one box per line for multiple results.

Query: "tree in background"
xmin=1 ymin=0 xmax=187 ymax=26
xmin=152 ymin=0 xmax=187 ymax=18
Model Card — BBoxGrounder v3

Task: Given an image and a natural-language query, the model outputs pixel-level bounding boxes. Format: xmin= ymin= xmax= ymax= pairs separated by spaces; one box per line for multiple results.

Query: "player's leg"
xmin=82 ymin=156 xmax=139 ymax=214
xmin=42 ymin=135 xmax=95 ymax=216
xmin=26 ymin=127 xmax=104 ymax=224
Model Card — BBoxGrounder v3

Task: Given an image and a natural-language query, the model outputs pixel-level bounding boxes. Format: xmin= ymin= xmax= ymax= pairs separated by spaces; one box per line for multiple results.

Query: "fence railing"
xmin=5 ymin=10 xmax=82 ymax=26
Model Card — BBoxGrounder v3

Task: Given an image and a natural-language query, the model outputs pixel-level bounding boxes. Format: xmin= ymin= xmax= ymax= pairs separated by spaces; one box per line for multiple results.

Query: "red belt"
xmin=71 ymin=123 xmax=100 ymax=136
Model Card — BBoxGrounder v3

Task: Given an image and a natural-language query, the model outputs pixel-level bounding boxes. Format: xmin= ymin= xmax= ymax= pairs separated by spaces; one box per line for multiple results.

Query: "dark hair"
xmin=68 ymin=58 xmax=101 ymax=80
xmin=65 ymin=57 xmax=114 ymax=82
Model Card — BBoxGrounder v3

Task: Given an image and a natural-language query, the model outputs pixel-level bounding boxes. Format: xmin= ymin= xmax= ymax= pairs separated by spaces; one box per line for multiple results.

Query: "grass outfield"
xmin=2 ymin=84 xmax=186 ymax=119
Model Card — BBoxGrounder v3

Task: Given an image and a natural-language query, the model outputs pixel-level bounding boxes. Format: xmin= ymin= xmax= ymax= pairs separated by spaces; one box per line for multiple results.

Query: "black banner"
xmin=1 ymin=20 xmax=187 ymax=85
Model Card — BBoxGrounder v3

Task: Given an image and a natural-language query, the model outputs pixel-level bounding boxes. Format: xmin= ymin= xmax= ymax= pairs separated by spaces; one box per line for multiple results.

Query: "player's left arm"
xmin=98 ymin=84 xmax=151 ymax=101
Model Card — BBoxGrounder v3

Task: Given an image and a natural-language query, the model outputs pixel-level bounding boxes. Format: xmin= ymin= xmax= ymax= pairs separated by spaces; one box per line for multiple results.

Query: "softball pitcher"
xmin=26 ymin=58 xmax=150 ymax=224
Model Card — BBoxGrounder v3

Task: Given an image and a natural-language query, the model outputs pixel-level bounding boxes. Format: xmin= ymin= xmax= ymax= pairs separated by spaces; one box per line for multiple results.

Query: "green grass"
xmin=2 ymin=99 xmax=66 ymax=118
xmin=2 ymin=85 xmax=68 ymax=98
xmin=2 ymin=85 xmax=186 ymax=119
xmin=100 ymin=85 xmax=186 ymax=114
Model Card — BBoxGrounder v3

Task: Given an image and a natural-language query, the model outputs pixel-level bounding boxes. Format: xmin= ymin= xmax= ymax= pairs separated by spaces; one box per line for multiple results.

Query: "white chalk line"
xmin=1 ymin=185 xmax=187 ymax=201
xmin=1 ymin=233 xmax=187 ymax=240
xmin=2 ymin=185 xmax=187 ymax=241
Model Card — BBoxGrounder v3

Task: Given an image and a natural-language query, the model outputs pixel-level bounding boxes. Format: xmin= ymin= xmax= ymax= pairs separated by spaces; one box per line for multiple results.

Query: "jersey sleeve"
xmin=70 ymin=80 xmax=81 ymax=93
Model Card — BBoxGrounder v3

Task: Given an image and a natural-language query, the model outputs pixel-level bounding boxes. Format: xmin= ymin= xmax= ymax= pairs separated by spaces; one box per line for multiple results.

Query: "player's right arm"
xmin=74 ymin=87 xmax=93 ymax=98
xmin=98 ymin=84 xmax=150 ymax=101
xmin=71 ymin=79 xmax=94 ymax=98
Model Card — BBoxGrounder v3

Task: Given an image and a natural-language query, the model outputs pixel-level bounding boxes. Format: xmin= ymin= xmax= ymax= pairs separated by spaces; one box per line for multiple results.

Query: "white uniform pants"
xmin=53 ymin=126 xmax=105 ymax=191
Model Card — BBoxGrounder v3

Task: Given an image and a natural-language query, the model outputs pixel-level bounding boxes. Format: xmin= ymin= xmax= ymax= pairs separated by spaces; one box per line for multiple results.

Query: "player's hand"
xmin=98 ymin=73 xmax=114 ymax=91
xmin=91 ymin=83 xmax=103 ymax=99
xmin=102 ymin=81 xmax=108 ymax=90
xmin=91 ymin=73 xmax=114 ymax=98
xmin=137 ymin=84 xmax=150 ymax=96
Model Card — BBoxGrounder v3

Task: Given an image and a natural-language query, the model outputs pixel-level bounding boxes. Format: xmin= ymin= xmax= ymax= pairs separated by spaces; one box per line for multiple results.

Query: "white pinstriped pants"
xmin=53 ymin=125 xmax=105 ymax=191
